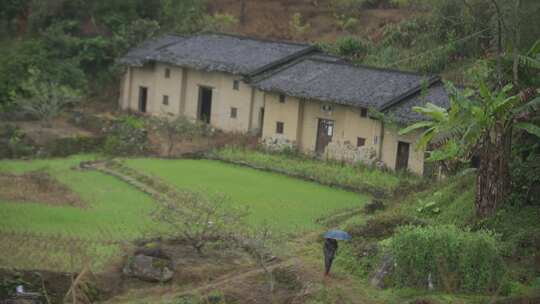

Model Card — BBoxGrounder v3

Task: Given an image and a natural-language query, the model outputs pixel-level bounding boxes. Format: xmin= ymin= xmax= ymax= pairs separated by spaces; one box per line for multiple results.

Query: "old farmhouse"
xmin=118 ymin=33 xmax=450 ymax=175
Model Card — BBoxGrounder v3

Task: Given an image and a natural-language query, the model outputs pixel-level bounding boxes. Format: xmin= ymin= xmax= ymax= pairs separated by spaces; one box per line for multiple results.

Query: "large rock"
xmin=123 ymin=254 xmax=174 ymax=282
xmin=370 ymin=252 xmax=394 ymax=289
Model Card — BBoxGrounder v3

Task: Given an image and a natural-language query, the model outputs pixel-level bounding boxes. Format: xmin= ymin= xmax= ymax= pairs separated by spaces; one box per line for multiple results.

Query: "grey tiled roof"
xmin=119 ymin=33 xmax=451 ymax=123
xmin=119 ymin=33 xmax=313 ymax=75
xmin=384 ymin=82 xmax=451 ymax=124
xmin=118 ymin=35 xmax=185 ymax=66
xmin=251 ymin=58 xmax=432 ymax=110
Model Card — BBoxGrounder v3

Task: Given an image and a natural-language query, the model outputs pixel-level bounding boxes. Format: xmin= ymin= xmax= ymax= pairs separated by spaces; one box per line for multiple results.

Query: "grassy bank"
xmin=333 ymin=172 xmax=540 ymax=300
xmin=212 ymin=147 xmax=425 ymax=197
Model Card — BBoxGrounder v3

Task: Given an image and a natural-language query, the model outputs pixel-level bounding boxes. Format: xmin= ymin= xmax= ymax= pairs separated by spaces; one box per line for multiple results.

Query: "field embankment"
xmin=212 ymin=147 xmax=425 ymax=198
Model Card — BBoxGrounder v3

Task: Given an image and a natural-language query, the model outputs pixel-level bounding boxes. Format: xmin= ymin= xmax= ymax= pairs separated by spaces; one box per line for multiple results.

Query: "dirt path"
xmin=106 ymin=258 xmax=301 ymax=303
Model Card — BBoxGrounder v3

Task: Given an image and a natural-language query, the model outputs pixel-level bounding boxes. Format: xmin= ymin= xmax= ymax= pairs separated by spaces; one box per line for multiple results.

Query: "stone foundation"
xmin=324 ymin=141 xmax=381 ymax=167
xmin=261 ymin=136 xmax=297 ymax=152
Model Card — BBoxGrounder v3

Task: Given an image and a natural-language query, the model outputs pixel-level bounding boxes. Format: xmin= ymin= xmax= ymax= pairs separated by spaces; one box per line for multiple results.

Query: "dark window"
xmin=279 ymin=94 xmax=286 ymax=103
xmin=357 ymin=137 xmax=366 ymax=147
xmin=276 ymin=122 xmax=284 ymax=134
xmin=360 ymin=108 xmax=368 ymax=117
xmin=233 ymin=80 xmax=240 ymax=90
xmin=162 ymin=95 xmax=169 ymax=105
xmin=165 ymin=68 xmax=171 ymax=78
xmin=230 ymin=107 xmax=238 ymax=118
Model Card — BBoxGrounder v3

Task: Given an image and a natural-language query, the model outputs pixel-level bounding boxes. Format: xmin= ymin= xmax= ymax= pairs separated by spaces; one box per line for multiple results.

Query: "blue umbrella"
xmin=324 ymin=230 xmax=352 ymax=241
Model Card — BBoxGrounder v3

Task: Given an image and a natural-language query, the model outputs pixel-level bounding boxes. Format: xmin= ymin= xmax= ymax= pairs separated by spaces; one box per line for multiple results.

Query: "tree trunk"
xmin=16 ymin=6 xmax=30 ymax=37
xmin=475 ymin=127 xmax=511 ymax=217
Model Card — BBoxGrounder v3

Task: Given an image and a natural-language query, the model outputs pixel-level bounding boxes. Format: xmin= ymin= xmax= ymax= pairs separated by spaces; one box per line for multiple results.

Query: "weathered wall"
xmin=262 ymin=94 xmax=424 ymax=174
xmin=183 ymin=69 xmax=252 ymax=132
xmin=261 ymin=93 xmax=302 ymax=143
xmin=381 ymin=125 xmax=424 ymax=175
xmin=121 ymin=64 xmax=425 ymax=175
xmin=122 ymin=63 xmax=263 ymax=133
xmin=262 ymin=95 xmax=381 ymax=153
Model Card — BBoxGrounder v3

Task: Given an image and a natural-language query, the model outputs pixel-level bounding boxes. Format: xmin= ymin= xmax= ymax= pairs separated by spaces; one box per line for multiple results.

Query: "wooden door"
xmin=396 ymin=141 xmax=410 ymax=171
xmin=316 ymin=119 xmax=334 ymax=154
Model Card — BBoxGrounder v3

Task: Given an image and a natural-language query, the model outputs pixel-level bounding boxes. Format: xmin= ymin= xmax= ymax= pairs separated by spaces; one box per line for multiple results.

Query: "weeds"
xmin=213 ymin=147 xmax=422 ymax=197
xmin=389 ymin=225 xmax=505 ymax=293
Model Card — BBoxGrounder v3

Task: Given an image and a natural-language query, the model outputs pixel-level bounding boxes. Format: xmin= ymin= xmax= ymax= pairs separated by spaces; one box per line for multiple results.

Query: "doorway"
xmin=138 ymin=87 xmax=148 ymax=113
xmin=315 ymin=119 xmax=334 ymax=154
xmin=396 ymin=141 xmax=410 ymax=171
xmin=258 ymin=107 xmax=265 ymax=135
xmin=198 ymin=86 xmax=213 ymax=124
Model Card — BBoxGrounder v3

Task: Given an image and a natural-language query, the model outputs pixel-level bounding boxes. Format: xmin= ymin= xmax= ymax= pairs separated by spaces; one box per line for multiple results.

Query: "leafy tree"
xmin=0 ymin=0 xmax=30 ymax=33
xmin=14 ymin=69 xmax=81 ymax=125
xmin=237 ymin=224 xmax=281 ymax=298
xmin=159 ymin=0 xmax=208 ymax=34
xmin=112 ymin=18 xmax=160 ymax=55
xmin=400 ymin=81 xmax=540 ymax=217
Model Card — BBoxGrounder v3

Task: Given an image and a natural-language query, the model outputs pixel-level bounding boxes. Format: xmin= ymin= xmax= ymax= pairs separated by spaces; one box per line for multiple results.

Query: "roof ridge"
xmin=378 ymin=76 xmax=441 ymax=112
xmin=249 ymin=52 xmax=349 ymax=83
xmin=246 ymin=48 xmax=320 ymax=80
xmin=306 ymin=57 xmax=435 ymax=77
xmin=154 ymin=35 xmax=187 ymax=51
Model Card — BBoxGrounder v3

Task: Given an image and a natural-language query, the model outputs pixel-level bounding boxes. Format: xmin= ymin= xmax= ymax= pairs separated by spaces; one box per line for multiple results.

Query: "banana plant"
xmin=400 ymin=78 xmax=539 ymax=217
xmin=400 ymin=81 xmax=540 ymax=161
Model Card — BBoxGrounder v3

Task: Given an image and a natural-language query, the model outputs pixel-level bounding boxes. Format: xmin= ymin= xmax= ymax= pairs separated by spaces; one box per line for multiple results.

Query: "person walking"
xmin=323 ymin=237 xmax=338 ymax=276
xmin=322 ymin=230 xmax=351 ymax=277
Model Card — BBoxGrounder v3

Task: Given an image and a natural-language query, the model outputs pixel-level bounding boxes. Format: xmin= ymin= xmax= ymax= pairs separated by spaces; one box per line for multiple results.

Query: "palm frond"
xmin=512 ymin=96 xmax=540 ymax=115
xmin=519 ymin=55 xmax=540 ymax=69
xmin=515 ymin=122 xmax=540 ymax=138
xmin=413 ymin=103 xmax=448 ymax=121
xmin=399 ymin=121 xmax=434 ymax=135
xmin=527 ymin=40 xmax=540 ymax=56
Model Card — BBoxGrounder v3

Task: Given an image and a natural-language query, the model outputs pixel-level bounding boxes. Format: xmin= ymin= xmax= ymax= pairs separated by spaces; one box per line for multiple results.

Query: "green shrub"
xmin=335 ymin=36 xmax=368 ymax=59
xmin=0 ymin=125 xmax=34 ymax=158
xmin=43 ymin=136 xmax=104 ymax=157
xmin=334 ymin=15 xmax=359 ymax=32
xmin=381 ymin=17 xmax=428 ymax=48
xmin=389 ymin=225 xmax=504 ymax=293
xmin=103 ymin=115 xmax=148 ymax=156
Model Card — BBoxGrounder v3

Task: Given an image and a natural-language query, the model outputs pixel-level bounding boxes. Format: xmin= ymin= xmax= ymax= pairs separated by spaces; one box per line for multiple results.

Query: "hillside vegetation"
xmin=0 ymin=1 xmax=539 ymax=303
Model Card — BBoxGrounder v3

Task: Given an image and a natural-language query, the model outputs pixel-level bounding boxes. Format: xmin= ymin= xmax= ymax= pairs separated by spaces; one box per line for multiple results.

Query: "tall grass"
xmin=213 ymin=147 xmax=423 ymax=197
xmin=389 ymin=225 xmax=504 ymax=293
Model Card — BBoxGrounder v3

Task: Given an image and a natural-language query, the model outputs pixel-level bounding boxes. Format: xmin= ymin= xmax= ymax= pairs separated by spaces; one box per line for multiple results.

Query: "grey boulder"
xmin=123 ymin=254 xmax=174 ymax=282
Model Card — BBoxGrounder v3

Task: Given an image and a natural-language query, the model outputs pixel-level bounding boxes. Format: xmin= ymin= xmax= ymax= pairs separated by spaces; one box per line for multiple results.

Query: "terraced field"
xmin=0 ymin=156 xmax=367 ymax=271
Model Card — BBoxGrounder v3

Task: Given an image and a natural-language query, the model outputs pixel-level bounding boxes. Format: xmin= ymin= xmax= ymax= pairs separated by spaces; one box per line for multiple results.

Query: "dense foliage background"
xmin=0 ymin=0 xmax=212 ymax=111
